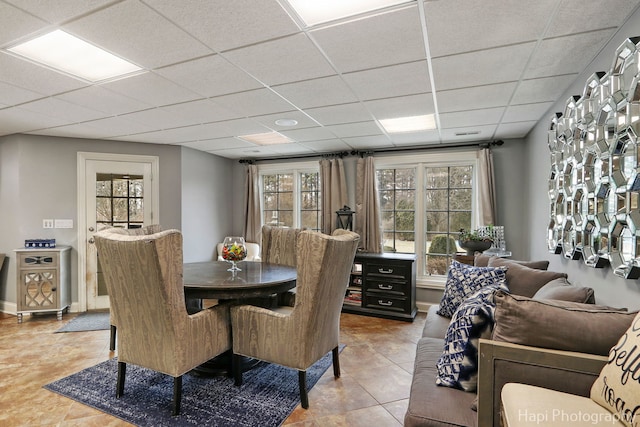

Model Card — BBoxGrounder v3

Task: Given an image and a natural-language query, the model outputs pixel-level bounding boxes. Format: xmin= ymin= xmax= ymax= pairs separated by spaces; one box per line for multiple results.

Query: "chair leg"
xmin=109 ymin=325 xmax=116 ymax=351
xmin=233 ymin=353 xmax=243 ymax=386
xmin=172 ymin=376 xmax=182 ymax=416
xmin=116 ymin=362 xmax=126 ymax=398
xmin=298 ymin=370 xmax=309 ymax=409
xmin=332 ymin=346 xmax=340 ymax=378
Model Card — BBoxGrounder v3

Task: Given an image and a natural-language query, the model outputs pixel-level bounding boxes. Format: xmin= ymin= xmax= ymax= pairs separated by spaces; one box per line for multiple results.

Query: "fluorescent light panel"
xmin=8 ymin=30 xmax=142 ymax=82
xmin=286 ymin=0 xmax=409 ymax=26
xmin=379 ymin=114 xmax=436 ymax=133
xmin=239 ymin=132 xmax=292 ymax=145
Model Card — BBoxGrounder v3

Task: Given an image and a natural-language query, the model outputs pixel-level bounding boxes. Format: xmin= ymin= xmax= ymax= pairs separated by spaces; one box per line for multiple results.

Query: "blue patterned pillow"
xmin=436 ymin=282 xmax=508 ymax=391
xmin=437 ymin=260 xmax=507 ymax=318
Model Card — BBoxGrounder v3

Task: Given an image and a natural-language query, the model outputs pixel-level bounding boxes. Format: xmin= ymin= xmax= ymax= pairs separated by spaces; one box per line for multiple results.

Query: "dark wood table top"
xmin=183 ymin=261 xmax=296 ymax=300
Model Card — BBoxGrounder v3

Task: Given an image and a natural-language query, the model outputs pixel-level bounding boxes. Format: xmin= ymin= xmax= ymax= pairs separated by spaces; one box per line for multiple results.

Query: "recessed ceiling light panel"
xmin=239 ymin=132 xmax=292 ymax=145
xmin=7 ymin=30 xmax=143 ymax=82
xmin=379 ymin=114 xmax=436 ymax=133
xmin=286 ymin=0 xmax=409 ymax=26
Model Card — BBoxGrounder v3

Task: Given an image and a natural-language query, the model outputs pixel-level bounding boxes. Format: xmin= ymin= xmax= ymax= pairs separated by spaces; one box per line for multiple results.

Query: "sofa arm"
xmin=477 ymin=339 xmax=608 ymax=427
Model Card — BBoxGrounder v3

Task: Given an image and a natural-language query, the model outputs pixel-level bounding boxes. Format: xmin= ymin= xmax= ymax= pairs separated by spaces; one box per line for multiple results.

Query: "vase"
xmin=459 ymin=239 xmax=492 ymax=256
xmin=221 ymin=236 xmax=248 ymax=272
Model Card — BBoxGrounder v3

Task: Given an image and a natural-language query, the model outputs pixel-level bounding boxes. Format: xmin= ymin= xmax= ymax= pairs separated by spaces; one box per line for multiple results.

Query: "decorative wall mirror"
xmin=547 ymin=37 xmax=640 ymax=278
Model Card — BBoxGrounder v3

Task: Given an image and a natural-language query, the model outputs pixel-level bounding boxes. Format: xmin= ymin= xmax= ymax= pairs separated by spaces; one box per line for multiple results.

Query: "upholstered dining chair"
xmin=101 ymin=224 xmax=163 ymax=351
xmin=230 ymin=229 xmax=359 ymax=409
xmin=261 ymin=225 xmax=303 ymax=306
xmin=94 ymin=228 xmax=232 ymax=416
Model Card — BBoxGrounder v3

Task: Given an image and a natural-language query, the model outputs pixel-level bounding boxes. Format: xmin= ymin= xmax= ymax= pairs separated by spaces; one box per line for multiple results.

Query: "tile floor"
xmin=0 ymin=310 xmax=426 ymax=426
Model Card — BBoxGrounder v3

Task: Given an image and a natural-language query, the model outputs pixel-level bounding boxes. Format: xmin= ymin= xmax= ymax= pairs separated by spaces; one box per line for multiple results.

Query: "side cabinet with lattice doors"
xmin=14 ymin=246 xmax=70 ymax=323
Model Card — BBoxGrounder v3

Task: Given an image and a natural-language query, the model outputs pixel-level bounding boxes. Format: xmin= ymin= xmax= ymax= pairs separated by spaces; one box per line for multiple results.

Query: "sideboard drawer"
xmin=366 ymin=262 xmax=411 ymax=280
xmin=363 ymin=294 xmax=408 ymax=312
xmin=365 ymin=280 xmax=409 ymax=296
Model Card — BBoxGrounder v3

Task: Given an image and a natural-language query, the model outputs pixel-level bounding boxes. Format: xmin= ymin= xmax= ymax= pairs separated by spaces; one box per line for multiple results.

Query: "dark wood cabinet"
xmin=343 ymin=252 xmax=416 ymax=321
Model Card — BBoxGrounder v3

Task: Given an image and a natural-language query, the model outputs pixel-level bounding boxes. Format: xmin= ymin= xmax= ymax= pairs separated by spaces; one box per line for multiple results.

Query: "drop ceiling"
xmin=1 ymin=0 xmax=639 ymax=159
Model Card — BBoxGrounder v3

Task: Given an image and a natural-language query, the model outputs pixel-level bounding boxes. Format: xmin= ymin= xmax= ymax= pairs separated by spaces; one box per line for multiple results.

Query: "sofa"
xmin=404 ymin=255 xmax=637 ymax=427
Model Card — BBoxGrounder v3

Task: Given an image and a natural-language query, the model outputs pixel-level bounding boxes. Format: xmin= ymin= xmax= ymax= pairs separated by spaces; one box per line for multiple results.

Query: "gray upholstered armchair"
xmin=94 ymin=228 xmax=232 ymax=416
xmin=100 ymin=224 xmax=164 ymax=351
xmin=261 ymin=225 xmax=303 ymax=306
xmin=230 ymin=229 xmax=359 ymax=409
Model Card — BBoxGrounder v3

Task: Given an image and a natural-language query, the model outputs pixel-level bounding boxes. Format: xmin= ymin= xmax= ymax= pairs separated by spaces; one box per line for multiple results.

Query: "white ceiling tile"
xmin=440 ymin=107 xmax=505 ymax=128
xmin=155 ymin=55 xmax=263 ymax=98
xmin=525 ymin=30 xmax=615 ymax=79
xmin=269 ymin=142 xmax=322 ymax=156
xmin=365 ymin=93 xmax=435 ymax=120
xmin=207 ymin=118 xmax=271 ymax=137
xmin=299 ymin=139 xmax=353 ymax=152
xmin=118 ymin=124 xmax=207 ymax=144
xmin=209 ymin=145 xmax=287 ymax=159
xmin=512 ymin=75 xmax=578 ymax=104
xmin=325 ymin=121 xmax=382 ymax=138
xmin=212 ymin=88 xmax=295 ymax=118
xmin=80 ymin=115 xmax=157 ymax=137
xmin=251 ymin=110 xmax=319 ymax=130
xmin=120 ymin=108 xmax=188 ymax=129
xmin=64 ymin=0 xmax=211 ymax=69
xmin=432 ymin=43 xmax=536 ymax=90
xmin=5 ymin=0 xmax=115 ymax=24
xmin=342 ymin=135 xmax=393 ymax=149
xmin=342 ymin=61 xmax=431 ymax=101
xmin=440 ymin=125 xmax=497 ymax=142
xmin=0 ymin=52 xmax=87 ymax=95
xmin=0 ymin=81 xmax=46 ymax=105
xmin=280 ymin=126 xmax=336 ymax=142
xmin=546 ymin=0 xmax=640 ymax=38
xmin=273 ymin=75 xmax=358 ymax=109
xmin=310 ymin=5 xmax=425 ymax=73
xmin=306 ymin=103 xmax=374 ymax=125
xmin=0 ymin=106 xmax=66 ymax=134
xmin=27 ymin=122 xmax=108 ymax=139
xmin=437 ymin=83 xmax=518 ymax=113
xmin=159 ymin=99 xmax=243 ymax=126
xmin=502 ymin=102 xmax=554 ymax=123
xmin=495 ymin=121 xmax=538 ymax=139
xmin=182 ymin=137 xmax=254 ymax=152
xmin=388 ymin=129 xmax=441 ymax=145
xmin=19 ymin=97 xmax=106 ymax=123
xmin=0 ymin=1 xmax=47 ymax=45
xmin=144 ymin=0 xmax=300 ymax=52
xmin=55 ymin=86 xmax=151 ymax=115
xmin=100 ymin=72 xmax=200 ymax=107
xmin=424 ymin=0 xmax=555 ymax=57
xmin=223 ymin=33 xmax=335 ymax=86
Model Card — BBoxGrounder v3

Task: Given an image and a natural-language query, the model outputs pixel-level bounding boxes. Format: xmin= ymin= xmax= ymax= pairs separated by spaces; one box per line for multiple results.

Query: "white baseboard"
xmin=416 ymin=301 xmax=431 ymax=313
xmin=0 ymin=300 xmax=17 ymax=315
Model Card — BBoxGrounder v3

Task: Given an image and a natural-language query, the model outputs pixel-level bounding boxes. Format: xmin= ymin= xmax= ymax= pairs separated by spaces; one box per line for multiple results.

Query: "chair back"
xmin=261 ymin=225 xmax=303 ymax=267
xmin=94 ymin=228 xmax=189 ymax=374
xmin=290 ymin=229 xmax=359 ymax=366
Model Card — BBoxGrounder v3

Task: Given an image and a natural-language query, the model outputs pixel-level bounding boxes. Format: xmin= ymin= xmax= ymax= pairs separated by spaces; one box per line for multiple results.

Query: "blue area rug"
xmin=44 ymin=346 xmax=343 ymax=426
xmin=55 ymin=311 xmax=110 ymax=332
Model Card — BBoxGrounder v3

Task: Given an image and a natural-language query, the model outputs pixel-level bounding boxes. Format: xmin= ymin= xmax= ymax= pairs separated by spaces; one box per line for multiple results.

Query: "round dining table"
xmin=183 ymin=260 xmax=296 ymax=300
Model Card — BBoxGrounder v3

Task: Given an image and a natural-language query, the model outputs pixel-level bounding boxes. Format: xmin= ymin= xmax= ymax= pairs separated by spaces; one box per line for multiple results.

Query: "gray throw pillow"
xmin=532 ymin=277 xmax=595 ymax=304
xmin=492 ymin=292 xmax=636 ymax=356
xmin=475 ymin=255 xmax=550 ymax=270
xmin=487 ymin=258 xmax=565 ymax=297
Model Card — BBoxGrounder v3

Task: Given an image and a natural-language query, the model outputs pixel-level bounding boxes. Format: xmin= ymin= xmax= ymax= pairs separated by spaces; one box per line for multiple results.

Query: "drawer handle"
xmin=378 ymin=268 xmax=394 ymax=274
xmin=378 ymin=300 xmax=393 ymax=306
xmin=378 ymin=284 xmax=393 ymax=290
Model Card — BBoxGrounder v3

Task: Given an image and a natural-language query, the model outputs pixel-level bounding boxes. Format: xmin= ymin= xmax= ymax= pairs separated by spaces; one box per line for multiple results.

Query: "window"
xmin=95 ymin=173 xmax=144 ymax=229
xmin=376 ymin=152 xmax=479 ymax=285
xmin=259 ymin=162 xmax=321 ymax=230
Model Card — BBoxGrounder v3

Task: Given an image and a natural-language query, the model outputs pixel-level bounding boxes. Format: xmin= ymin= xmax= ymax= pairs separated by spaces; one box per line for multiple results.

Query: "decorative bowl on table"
xmin=221 ymin=236 xmax=248 ymax=272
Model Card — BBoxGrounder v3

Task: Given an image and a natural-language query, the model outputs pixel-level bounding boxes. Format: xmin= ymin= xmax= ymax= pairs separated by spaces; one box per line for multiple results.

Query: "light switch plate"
xmin=54 ymin=219 xmax=74 ymax=229
xmin=43 ymin=219 xmax=54 ymax=228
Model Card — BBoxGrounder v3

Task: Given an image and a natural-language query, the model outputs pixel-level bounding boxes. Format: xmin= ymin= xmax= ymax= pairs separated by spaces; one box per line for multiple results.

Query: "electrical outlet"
xmin=43 ymin=219 xmax=54 ymax=228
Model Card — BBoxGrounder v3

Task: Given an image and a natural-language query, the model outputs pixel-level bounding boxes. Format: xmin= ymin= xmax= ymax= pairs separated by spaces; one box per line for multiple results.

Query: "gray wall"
xmin=181 ymin=146 xmax=235 ymax=262
xmin=525 ymin=7 xmax=640 ymax=310
xmin=0 ymin=134 xmax=231 ymax=311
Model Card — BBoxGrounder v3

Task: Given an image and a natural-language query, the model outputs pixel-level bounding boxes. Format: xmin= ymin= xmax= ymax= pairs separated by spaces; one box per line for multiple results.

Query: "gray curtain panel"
xmin=320 ymin=158 xmax=348 ymax=235
xmin=355 ymin=156 xmax=382 ymax=253
xmin=243 ymin=164 xmax=261 ymax=244
xmin=477 ymin=148 xmax=497 ymax=226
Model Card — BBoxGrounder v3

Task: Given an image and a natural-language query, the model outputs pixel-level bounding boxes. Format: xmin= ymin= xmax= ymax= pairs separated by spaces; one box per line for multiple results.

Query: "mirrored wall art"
xmin=547 ymin=37 xmax=640 ymax=278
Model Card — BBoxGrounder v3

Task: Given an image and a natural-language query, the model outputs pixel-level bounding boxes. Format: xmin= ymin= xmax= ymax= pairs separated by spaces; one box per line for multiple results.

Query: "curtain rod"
xmin=239 ymin=139 xmax=504 ymax=164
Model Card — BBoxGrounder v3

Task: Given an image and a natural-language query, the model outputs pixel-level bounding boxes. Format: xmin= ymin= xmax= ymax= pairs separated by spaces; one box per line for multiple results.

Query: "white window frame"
xmin=258 ymin=161 xmax=320 ymax=229
xmin=375 ymin=150 xmax=480 ymax=289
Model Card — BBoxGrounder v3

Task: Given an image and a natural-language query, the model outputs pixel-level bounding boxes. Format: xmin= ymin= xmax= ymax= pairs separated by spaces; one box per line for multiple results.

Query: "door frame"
xmin=76 ymin=152 xmax=160 ymax=312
